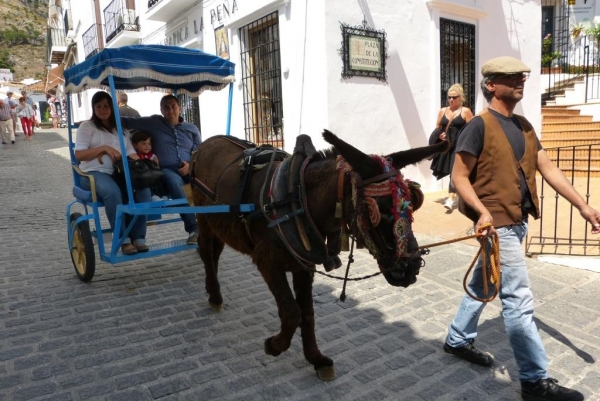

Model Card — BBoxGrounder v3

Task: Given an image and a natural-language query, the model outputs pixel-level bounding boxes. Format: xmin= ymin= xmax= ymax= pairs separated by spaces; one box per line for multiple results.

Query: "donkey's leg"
xmin=292 ymin=270 xmax=335 ymax=381
xmin=198 ymin=220 xmax=225 ymax=311
xmin=257 ymin=264 xmax=301 ymax=357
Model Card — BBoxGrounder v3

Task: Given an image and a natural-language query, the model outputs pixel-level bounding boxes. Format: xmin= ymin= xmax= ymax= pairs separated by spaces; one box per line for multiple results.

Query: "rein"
xmin=316 ymin=223 xmax=501 ymax=303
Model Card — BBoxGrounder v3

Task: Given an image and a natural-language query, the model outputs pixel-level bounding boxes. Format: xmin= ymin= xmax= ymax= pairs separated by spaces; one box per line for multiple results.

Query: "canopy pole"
xmin=226 ymin=82 xmax=233 ymax=136
xmin=67 ymin=95 xmax=75 ymax=162
xmin=108 ymin=76 xmax=135 ymax=205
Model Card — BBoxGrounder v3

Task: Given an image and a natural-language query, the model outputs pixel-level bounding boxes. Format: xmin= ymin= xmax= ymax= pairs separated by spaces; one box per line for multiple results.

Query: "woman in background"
xmin=430 ymin=83 xmax=473 ymax=211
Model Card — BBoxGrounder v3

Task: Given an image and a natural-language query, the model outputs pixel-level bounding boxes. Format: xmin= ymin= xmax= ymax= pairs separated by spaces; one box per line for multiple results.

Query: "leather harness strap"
xmin=355 ymin=169 xmax=401 ymax=188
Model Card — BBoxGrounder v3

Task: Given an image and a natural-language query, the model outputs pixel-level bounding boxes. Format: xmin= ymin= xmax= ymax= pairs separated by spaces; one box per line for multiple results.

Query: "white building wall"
xmin=63 ymin=0 xmax=541 ymax=193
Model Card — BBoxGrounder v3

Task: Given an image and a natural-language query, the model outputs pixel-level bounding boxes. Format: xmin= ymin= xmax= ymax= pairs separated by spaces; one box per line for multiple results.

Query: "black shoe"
xmin=187 ymin=231 xmax=199 ymax=245
xmin=443 ymin=340 xmax=494 ymax=367
xmin=11 ymin=140 xmax=15 ymax=144
xmin=521 ymin=378 xmax=584 ymax=401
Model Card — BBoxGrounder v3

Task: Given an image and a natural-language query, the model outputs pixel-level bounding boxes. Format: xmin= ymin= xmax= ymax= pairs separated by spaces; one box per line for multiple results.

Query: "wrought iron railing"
xmin=526 ymin=144 xmax=600 ymax=256
xmin=104 ymin=0 xmax=140 ymax=43
xmin=543 ymin=35 xmax=600 ymax=105
xmin=82 ymin=24 xmax=101 ymax=59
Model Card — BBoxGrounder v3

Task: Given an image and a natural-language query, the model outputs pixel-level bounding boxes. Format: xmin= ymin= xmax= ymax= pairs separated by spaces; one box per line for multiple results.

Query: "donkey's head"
xmin=323 ymin=130 xmax=448 ymax=287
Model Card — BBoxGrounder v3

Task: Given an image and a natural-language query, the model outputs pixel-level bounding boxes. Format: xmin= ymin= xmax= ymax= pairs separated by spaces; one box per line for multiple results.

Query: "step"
xmin=548 ymin=165 xmax=600 ymax=177
xmin=542 ymin=115 xmax=593 ymax=122
xmin=542 ymin=122 xmax=600 ymax=130
xmin=541 ymin=129 xmax=600 ymax=139
xmin=545 ymin=147 xmax=600 ymax=159
xmin=540 ymin=138 xmax=600 ymax=148
xmin=541 ymin=108 xmax=582 ymax=115
xmin=547 ymin=154 xmax=600 ymax=166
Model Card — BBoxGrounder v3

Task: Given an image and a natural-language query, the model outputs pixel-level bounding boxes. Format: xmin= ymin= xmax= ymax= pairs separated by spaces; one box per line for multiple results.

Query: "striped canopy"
xmin=63 ymin=45 xmax=235 ymax=95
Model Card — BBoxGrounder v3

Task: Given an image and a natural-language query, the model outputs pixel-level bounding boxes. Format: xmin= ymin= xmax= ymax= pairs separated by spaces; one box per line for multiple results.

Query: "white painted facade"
xmin=61 ymin=0 xmax=542 ymax=193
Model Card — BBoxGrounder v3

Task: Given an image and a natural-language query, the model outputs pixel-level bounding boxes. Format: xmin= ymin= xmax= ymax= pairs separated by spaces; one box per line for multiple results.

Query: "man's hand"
xmin=578 ymin=205 xmax=600 ymax=234
xmin=178 ymin=161 xmax=190 ymax=176
xmin=476 ymin=211 xmax=496 ymax=238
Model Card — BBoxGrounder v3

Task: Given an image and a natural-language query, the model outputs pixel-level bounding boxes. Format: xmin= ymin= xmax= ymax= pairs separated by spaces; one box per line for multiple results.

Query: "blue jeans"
xmin=81 ymin=171 xmax=152 ymax=245
xmin=445 ymin=221 xmax=548 ymax=382
xmin=160 ymin=167 xmax=197 ymax=233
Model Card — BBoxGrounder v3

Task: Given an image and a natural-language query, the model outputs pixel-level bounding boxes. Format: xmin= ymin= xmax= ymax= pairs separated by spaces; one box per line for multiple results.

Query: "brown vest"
xmin=458 ymin=110 xmax=540 ymax=227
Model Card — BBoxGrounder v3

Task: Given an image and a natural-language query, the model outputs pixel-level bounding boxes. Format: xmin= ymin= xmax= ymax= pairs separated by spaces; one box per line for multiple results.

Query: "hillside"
xmin=0 ymin=0 xmax=50 ymax=81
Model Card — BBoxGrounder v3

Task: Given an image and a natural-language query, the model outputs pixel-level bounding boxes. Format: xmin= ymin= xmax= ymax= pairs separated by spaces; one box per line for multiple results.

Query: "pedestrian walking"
xmin=443 ymin=56 xmax=597 ymax=401
xmin=117 ymin=92 xmax=141 ymax=117
xmin=0 ymin=98 xmax=15 ymax=144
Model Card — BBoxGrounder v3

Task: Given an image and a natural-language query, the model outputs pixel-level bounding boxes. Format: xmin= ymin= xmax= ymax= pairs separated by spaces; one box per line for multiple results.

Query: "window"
xmin=439 ymin=18 xmax=476 ymax=112
xmin=239 ymin=12 xmax=284 ymax=148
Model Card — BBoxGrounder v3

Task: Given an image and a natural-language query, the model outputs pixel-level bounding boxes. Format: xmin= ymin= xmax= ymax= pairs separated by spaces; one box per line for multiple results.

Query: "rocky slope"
xmin=0 ymin=0 xmax=49 ymax=81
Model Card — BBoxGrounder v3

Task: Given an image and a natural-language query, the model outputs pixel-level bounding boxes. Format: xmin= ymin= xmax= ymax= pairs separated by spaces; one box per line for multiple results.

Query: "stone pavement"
xmin=0 ymin=129 xmax=598 ymax=400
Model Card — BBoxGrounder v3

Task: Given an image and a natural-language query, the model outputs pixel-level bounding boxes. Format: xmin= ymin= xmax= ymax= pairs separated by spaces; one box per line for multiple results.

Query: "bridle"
xmin=337 ymin=155 xmax=421 ymax=260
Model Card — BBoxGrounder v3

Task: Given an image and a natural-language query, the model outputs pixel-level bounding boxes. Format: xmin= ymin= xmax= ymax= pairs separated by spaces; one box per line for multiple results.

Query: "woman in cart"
xmin=74 ymin=91 xmax=152 ymax=255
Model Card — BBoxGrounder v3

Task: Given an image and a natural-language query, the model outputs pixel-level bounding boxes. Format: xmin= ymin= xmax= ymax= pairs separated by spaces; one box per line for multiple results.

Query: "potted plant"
xmin=541 ymin=34 xmax=561 ymax=72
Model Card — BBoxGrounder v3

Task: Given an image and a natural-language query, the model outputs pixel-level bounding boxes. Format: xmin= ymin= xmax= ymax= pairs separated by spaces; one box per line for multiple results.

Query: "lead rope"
xmin=317 ymin=223 xmax=501 ymax=303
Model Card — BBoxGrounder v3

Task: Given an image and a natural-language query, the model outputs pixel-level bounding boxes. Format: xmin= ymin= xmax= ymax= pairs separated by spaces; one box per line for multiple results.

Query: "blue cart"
xmin=65 ymin=45 xmax=254 ymax=281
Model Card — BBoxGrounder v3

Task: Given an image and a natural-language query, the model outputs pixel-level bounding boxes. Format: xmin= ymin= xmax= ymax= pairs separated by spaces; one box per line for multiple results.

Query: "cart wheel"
xmin=69 ymin=213 xmax=96 ymax=282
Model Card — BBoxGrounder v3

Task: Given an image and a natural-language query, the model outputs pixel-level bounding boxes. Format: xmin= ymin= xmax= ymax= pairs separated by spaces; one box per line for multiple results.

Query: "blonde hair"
xmin=447 ymin=83 xmax=466 ymax=103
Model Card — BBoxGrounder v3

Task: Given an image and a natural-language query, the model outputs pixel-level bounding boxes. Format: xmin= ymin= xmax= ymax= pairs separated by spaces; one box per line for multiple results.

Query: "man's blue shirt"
xmin=123 ymin=115 xmax=201 ymax=169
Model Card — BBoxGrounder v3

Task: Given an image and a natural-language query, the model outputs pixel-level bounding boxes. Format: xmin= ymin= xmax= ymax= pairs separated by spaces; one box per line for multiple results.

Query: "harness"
xmin=263 ymin=135 xmax=341 ymax=271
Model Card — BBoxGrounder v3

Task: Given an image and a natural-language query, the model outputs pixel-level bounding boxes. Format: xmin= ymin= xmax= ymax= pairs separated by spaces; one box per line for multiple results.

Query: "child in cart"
xmin=131 ymin=131 xmax=168 ymax=201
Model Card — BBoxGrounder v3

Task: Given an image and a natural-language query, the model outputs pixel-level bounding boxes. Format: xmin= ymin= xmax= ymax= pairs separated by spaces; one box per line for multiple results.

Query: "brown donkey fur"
xmin=190 ymin=131 xmax=449 ymax=380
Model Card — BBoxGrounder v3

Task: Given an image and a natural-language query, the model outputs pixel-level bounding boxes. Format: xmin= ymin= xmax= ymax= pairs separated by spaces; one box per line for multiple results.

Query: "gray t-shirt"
xmin=455 ymin=109 xmax=542 ymax=216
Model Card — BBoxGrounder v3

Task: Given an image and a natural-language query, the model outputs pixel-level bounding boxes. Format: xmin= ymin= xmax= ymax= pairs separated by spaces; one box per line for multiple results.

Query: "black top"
xmin=430 ymin=108 xmax=467 ymax=180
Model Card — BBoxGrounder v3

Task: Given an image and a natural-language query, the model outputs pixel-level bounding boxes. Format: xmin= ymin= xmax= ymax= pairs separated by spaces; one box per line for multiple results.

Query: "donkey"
xmin=190 ymin=130 xmax=448 ymax=380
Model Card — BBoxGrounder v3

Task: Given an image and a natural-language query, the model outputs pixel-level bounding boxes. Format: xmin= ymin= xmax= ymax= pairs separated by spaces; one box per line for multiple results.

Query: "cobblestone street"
xmin=0 ymin=130 xmax=598 ymax=400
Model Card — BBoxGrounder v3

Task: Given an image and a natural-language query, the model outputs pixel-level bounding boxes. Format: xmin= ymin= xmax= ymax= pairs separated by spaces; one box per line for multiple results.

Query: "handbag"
xmin=113 ymin=158 xmax=165 ymax=189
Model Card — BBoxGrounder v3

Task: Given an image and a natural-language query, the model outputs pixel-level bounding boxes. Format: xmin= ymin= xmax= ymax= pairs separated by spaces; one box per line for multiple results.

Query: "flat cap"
xmin=481 ymin=56 xmax=531 ymax=77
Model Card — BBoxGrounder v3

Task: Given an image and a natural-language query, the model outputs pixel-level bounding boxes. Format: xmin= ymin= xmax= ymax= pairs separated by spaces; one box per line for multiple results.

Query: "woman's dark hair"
xmin=90 ymin=91 xmax=117 ymax=132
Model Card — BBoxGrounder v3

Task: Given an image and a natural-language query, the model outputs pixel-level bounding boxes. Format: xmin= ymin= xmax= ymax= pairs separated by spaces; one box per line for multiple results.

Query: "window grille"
xmin=239 ymin=12 xmax=284 ymax=148
xmin=439 ymin=19 xmax=476 ymax=112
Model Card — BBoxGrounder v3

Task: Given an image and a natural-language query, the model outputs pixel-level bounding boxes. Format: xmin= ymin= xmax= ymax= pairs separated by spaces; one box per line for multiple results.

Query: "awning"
xmin=63 ymin=45 xmax=235 ymax=95
xmin=45 ymin=64 xmax=65 ymax=93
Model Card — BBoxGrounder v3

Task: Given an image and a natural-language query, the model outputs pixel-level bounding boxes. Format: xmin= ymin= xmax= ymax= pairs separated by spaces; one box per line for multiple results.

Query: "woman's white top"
xmin=74 ymin=120 xmax=136 ymax=174
xmin=16 ymin=103 xmax=35 ymax=118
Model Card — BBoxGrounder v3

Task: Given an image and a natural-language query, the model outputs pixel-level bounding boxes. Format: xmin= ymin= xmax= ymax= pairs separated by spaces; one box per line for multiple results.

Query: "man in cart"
xmin=121 ymin=94 xmax=200 ymax=246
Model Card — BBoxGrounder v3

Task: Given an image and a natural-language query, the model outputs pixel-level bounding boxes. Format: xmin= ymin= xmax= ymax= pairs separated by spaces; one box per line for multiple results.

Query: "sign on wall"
xmin=569 ymin=0 xmax=596 ymax=24
xmin=340 ymin=22 xmax=387 ymax=82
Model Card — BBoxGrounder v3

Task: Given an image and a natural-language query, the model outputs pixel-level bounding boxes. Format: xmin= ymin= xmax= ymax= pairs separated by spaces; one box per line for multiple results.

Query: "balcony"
xmin=47 ymin=27 xmax=67 ymax=64
xmin=82 ymin=23 xmax=102 ymax=60
xmin=104 ymin=0 xmax=142 ymax=47
xmin=146 ymin=0 xmax=199 ymax=22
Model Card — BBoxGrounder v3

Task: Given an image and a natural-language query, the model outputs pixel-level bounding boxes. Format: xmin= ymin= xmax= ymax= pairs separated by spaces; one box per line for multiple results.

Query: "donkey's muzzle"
xmin=380 ymin=251 xmax=422 ymax=287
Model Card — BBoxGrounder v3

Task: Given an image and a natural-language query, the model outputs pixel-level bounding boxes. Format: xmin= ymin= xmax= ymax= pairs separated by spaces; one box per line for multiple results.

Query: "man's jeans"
xmin=445 ymin=221 xmax=548 ymax=382
xmin=81 ymin=171 xmax=151 ymax=245
xmin=161 ymin=167 xmax=198 ymax=233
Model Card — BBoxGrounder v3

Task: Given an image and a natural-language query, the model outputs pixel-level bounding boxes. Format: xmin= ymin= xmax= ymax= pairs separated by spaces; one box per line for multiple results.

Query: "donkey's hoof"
xmin=209 ymin=302 xmax=223 ymax=313
xmin=316 ymin=364 xmax=335 ymax=381
xmin=264 ymin=338 xmax=282 ymax=356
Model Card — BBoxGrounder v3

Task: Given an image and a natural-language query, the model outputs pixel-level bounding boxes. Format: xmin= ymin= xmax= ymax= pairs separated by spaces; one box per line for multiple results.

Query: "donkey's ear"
xmin=386 ymin=140 xmax=450 ymax=170
xmin=322 ymin=130 xmax=382 ymax=177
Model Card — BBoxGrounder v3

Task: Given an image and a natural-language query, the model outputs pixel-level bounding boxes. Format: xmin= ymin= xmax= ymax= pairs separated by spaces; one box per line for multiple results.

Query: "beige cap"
xmin=481 ymin=56 xmax=531 ymax=77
